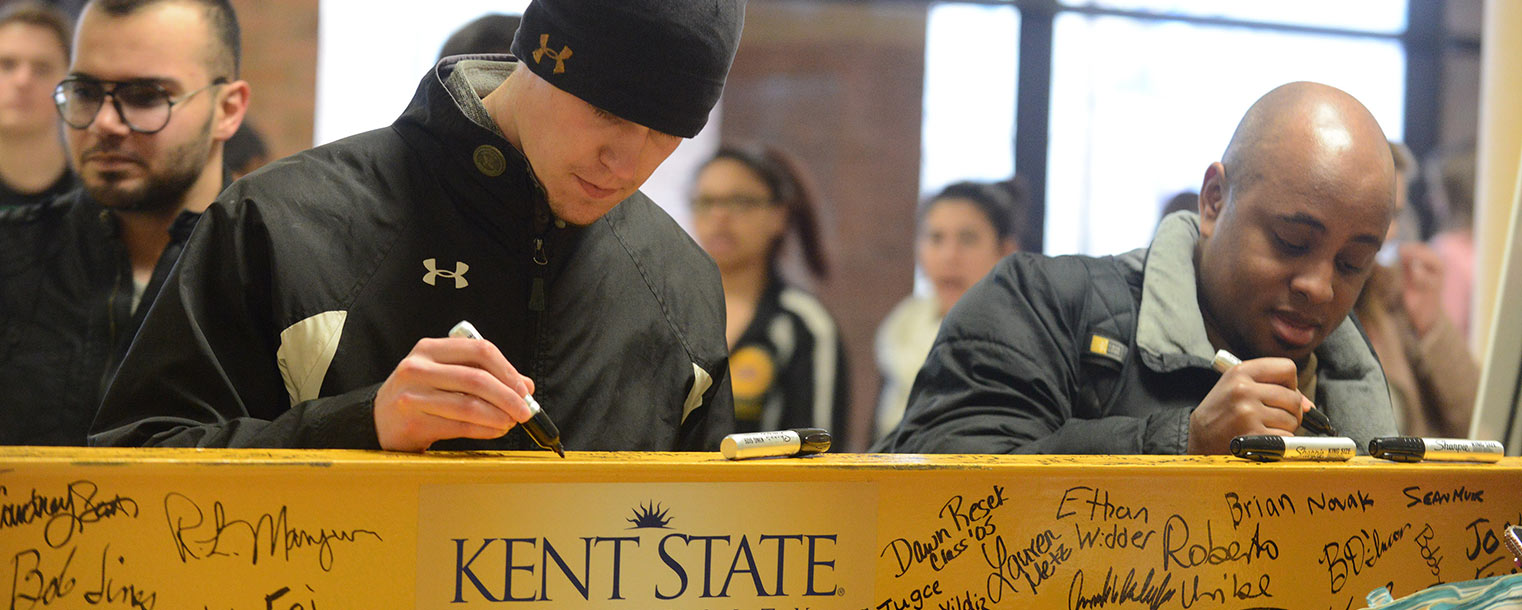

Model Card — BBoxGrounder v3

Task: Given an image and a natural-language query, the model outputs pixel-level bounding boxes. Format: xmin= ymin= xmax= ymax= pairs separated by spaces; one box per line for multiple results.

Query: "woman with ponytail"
xmin=690 ymin=144 xmax=851 ymax=439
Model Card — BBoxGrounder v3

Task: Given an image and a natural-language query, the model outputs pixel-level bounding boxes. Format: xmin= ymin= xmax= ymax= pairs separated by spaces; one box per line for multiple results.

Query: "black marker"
xmin=1212 ymin=349 xmax=1337 ymax=436
xmin=449 ymin=321 xmax=565 ymax=458
xmin=1367 ymin=437 xmax=1504 ymax=463
xmin=721 ymin=428 xmax=831 ymax=460
xmin=1230 ymin=435 xmax=1356 ymax=462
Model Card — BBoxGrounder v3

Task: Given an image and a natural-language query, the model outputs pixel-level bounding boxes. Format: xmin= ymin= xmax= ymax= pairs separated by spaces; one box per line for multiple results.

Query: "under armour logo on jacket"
xmin=532 ymin=34 xmax=572 ymax=74
xmin=422 ymin=258 xmax=469 ymax=288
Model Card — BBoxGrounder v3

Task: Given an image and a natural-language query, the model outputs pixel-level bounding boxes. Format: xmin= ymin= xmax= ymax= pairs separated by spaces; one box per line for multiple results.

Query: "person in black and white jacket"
xmin=689 ymin=144 xmax=851 ymax=440
xmin=92 ymin=0 xmax=744 ymax=452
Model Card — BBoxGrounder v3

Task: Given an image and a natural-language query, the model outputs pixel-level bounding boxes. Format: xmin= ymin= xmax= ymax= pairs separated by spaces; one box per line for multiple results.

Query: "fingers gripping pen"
xmin=1211 ymin=349 xmax=1337 ymax=436
xmin=449 ymin=320 xmax=565 ymax=457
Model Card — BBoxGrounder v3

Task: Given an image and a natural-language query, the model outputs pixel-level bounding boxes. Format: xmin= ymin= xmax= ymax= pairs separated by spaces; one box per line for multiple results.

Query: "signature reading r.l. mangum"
xmin=163 ymin=492 xmax=382 ymax=572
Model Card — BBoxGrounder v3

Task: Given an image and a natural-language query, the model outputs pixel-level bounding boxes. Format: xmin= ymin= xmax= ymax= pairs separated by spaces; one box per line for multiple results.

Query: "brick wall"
xmin=230 ymin=0 xmax=316 ymax=161
xmin=720 ymin=2 xmax=927 ymax=451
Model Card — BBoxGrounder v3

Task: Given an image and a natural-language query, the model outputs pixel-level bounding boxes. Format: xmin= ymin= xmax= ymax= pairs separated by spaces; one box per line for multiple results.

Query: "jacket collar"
xmin=1132 ymin=211 xmax=1216 ymax=371
xmin=1133 ymin=211 xmax=1383 ymax=386
xmin=392 ymin=55 xmax=549 ymax=235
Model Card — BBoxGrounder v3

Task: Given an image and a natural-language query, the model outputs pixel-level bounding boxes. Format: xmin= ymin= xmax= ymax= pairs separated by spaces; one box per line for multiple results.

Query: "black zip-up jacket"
xmin=875 ymin=212 xmax=1395 ymax=454
xmin=0 ymin=191 xmax=198 ymax=445
xmin=90 ymin=58 xmax=734 ymax=450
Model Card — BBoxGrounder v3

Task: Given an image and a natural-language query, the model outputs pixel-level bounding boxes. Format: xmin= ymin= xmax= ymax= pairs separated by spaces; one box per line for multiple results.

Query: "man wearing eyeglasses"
xmin=0 ymin=0 xmax=248 ymax=445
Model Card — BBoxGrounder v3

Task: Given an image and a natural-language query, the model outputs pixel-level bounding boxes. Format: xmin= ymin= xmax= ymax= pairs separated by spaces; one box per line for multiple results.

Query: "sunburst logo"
xmin=626 ymin=501 xmax=673 ymax=529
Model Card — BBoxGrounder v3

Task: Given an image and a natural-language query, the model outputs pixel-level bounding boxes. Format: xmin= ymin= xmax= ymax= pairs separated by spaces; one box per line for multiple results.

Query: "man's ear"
xmin=1198 ymin=162 xmax=1227 ymax=238
xmin=211 ymin=80 xmax=250 ymax=143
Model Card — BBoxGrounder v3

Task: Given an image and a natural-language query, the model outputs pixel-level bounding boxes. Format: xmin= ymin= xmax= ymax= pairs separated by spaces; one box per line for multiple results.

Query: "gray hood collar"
xmin=1133 ymin=211 xmax=1216 ymax=371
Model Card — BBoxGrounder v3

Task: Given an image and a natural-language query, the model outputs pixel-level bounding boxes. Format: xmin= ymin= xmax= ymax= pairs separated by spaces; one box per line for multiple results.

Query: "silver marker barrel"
xmin=721 ymin=428 xmax=831 ymax=460
xmin=1368 ymin=437 xmax=1504 ymax=463
xmin=1230 ymin=435 xmax=1356 ymax=462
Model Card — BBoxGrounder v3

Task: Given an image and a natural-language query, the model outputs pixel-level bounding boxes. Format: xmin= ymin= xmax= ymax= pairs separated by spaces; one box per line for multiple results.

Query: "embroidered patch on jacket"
xmin=1088 ymin=334 xmax=1127 ymax=364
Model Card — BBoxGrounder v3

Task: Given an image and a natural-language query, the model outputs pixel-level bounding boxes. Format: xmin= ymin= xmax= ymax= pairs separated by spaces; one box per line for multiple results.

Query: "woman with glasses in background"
xmin=690 ymin=144 xmax=850 ymax=441
xmin=872 ymin=179 xmax=1023 ymax=445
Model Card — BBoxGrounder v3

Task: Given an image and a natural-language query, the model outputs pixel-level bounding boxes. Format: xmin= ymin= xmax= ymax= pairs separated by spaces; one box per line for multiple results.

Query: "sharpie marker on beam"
xmin=1230 ymin=435 xmax=1356 ymax=462
xmin=1367 ymin=437 xmax=1504 ymax=463
xmin=721 ymin=428 xmax=831 ymax=460
xmin=1212 ymin=349 xmax=1337 ymax=436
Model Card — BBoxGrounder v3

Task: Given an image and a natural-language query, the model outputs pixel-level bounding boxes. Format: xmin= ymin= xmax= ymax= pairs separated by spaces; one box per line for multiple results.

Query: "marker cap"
xmin=1367 ymin=437 xmax=1425 ymax=462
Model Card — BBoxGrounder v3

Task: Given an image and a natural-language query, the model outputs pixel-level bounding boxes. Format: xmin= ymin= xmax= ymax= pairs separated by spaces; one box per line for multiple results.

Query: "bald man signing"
xmin=875 ymin=82 xmax=1398 ymax=455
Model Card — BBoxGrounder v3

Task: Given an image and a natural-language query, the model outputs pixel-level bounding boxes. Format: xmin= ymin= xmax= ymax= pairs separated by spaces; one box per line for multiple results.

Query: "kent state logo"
xmin=450 ymin=499 xmax=845 ymax=604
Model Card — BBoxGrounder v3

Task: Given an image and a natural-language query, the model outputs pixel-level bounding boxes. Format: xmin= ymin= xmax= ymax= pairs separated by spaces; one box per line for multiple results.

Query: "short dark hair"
xmin=88 ymin=0 xmax=240 ymax=79
xmin=438 ymin=13 xmax=521 ymax=60
xmin=922 ymin=179 xmax=1027 ymax=250
xmin=0 ymin=2 xmax=72 ymax=62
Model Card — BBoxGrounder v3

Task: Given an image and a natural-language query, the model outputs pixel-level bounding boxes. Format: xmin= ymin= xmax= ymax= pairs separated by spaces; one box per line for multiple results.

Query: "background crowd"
xmin=0 ymin=0 xmax=1494 ymax=452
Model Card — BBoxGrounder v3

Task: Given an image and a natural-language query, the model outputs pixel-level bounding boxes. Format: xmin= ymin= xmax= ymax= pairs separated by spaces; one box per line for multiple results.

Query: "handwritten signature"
xmin=9 ymin=543 xmax=157 ymax=610
xmin=982 ymin=529 xmax=1071 ymax=602
xmin=163 ymin=492 xmax=381 ymax=572
xmin=0 ymin=481 xmax=139 ymax=549
xmin=1068 ymin=567 xmax=1175 ymax=610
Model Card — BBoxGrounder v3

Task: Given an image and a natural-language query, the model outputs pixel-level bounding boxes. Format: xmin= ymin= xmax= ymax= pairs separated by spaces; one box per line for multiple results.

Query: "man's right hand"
xmin=1187 ymin=356 xmax=1312 ymax=454
xmin=374 ymin=337 xmax=536 ymax=452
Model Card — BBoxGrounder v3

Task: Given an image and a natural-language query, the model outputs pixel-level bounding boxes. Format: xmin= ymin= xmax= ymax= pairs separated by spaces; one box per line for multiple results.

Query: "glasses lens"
xmin=57 ymin=80 xmax=105 ymax=129
xmin=693 ymin=195 xmax=771 ymax=213
xmin=114 ymin=83 xmax=171 ymax=132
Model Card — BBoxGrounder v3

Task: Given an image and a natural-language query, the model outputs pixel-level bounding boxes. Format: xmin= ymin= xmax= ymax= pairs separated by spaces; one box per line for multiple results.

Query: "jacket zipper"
xmin=529 ymin=236 xmax=548 ymax=312
xmin=525 ymin=200 xmax=553 ymax=397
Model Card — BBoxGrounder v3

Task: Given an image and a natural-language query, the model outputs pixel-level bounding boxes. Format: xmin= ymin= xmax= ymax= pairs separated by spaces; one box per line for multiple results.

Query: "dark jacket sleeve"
xmin=89 ymin=199 xmax=382 ymax=449
xmin=874 ymin=254 xmax=1191 ymax=455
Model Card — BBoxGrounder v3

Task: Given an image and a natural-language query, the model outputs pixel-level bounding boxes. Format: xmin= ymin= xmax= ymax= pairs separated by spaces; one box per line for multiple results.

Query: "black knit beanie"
xmin=510 ymin=0 xmax=745 ymax=139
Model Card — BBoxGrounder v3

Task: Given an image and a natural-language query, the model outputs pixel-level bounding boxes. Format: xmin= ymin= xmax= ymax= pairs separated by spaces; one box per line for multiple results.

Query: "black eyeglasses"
xmin=53 ymin=76 xmax=227 ymax=134
xmin=691 ymin=194 xmax=776 ymax=214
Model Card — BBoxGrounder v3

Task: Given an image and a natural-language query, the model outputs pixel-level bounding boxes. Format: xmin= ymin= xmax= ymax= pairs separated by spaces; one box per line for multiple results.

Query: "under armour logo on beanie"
xmin=510 ymin=0 xmax=746 ymax=139
xmin=532 ymin=34 xmax=572 ymax=74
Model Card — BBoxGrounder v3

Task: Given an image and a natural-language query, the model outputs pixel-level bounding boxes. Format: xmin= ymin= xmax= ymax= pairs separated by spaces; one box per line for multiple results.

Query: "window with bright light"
xmin=1044 ymin=13 xmax=1407 ymax=255
xmin=919 ymin=3 xmax=1020 ymax=198
xmin=1060 ymin=0 xmax=1407 ymax=34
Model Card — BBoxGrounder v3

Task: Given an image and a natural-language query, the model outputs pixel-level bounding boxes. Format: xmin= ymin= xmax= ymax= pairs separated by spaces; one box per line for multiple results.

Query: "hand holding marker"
xmin=1211 ymin=349 xmax=1336 ymax=436
xmin=449 ymin=321 xmax=565 ymax=457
